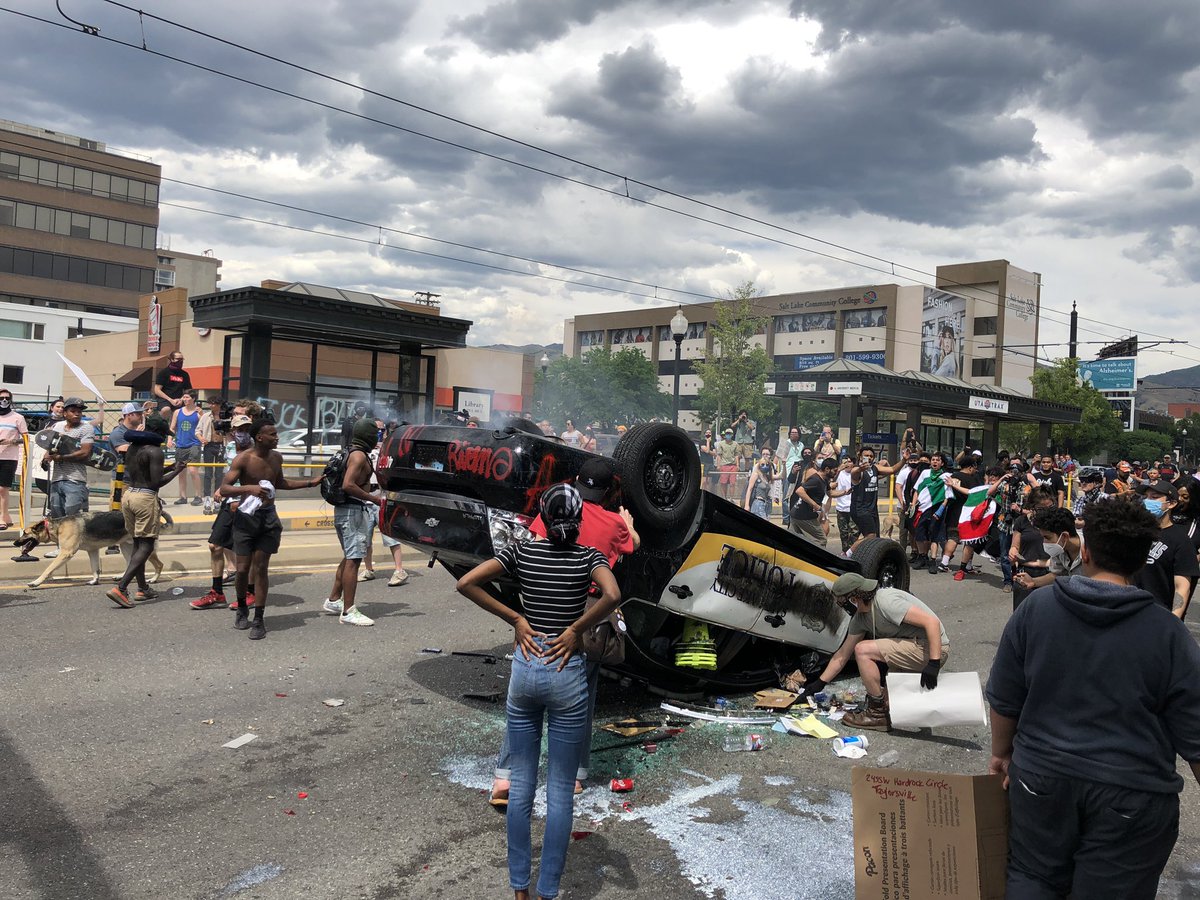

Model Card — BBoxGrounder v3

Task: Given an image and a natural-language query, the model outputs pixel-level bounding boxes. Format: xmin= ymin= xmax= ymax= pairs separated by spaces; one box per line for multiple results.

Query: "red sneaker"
xmin=952 ymin=569 xmax=967 ymax=581
xmin=105 ymin=586 xmax=134 ymax=609
xmin=190 ymin=589 xmax=228 ymax=610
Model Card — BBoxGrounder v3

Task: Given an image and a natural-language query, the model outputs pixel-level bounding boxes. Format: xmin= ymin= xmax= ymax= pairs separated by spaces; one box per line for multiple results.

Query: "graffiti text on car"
xmin=712 ymin=543 xmax=839 ymax=629
xmin=448 ymin=440 xmax=514 ymax=482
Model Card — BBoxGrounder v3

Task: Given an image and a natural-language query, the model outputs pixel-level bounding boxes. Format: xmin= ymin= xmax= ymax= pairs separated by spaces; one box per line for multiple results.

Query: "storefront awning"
xmin=114 ymin=364 xmax=152 ymax=388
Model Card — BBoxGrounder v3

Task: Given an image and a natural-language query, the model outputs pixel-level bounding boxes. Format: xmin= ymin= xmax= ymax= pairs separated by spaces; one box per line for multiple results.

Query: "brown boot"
xmin=843 ymin=693 xmax=891 ymax=732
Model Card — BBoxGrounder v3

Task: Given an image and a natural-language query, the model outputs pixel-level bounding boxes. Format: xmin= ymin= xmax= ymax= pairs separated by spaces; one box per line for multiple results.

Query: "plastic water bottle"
xmin=723 ymin=732 xmax=767 ymax=752
xmin=875 ymin=749 xmax=901 ymax=767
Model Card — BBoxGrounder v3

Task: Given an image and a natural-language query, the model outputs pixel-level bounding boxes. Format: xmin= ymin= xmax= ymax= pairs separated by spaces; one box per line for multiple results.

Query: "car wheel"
xmin=853 ymin=537 xmax=910 ymax=591
xmin=612 ymin=423 xmax=702 ymax=549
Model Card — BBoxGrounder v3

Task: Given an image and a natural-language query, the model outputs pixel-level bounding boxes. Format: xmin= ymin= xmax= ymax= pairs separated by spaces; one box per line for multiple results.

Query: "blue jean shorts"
xmin=334 ymin=502 xmax=375 ymax=560
xmin=48 ymin=479 xmax=89 ymax=520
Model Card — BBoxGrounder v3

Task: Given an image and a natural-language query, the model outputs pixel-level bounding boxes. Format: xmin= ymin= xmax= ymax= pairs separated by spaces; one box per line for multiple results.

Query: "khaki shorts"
xmin=872 ymin=638 xmax=950 ymax=672
xmin=122 ymin=489 xmax=161 ymax=538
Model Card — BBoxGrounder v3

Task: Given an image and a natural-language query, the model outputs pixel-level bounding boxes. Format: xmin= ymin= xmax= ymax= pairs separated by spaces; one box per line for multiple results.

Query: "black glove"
xmin=920 ymin=658 xmax=942 ymax=690
xmin=803 ymin=677 xmax=826 ymax=696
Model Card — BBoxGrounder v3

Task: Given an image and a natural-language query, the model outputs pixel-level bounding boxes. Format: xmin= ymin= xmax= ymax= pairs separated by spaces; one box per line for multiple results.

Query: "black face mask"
xmin=0 ymin=398 xmax=11 ymax=412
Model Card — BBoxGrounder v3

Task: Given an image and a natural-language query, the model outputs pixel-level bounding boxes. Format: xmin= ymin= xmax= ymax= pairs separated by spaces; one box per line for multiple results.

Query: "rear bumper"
xmin=380 ymin=490 xmax=493 ymax=567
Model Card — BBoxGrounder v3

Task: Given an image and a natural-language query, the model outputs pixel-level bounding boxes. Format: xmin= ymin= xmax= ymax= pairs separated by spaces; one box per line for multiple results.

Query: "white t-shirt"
xmin=561 ymin=429 xmax=583 ymax=448
xmin=834 ymin=470 xmax=853 ymax=513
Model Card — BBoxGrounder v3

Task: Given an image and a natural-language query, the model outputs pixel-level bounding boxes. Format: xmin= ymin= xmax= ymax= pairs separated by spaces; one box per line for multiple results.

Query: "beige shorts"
xmin=872 ymin=638 xmax=950 ymax=672
xmin=122 ymin=490 xmax=160 ymax=539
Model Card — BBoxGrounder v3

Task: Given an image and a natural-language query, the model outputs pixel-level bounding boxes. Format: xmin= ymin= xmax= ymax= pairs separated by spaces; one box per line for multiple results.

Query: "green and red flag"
xmin=957 ymin=483 xmax=996 ymax=543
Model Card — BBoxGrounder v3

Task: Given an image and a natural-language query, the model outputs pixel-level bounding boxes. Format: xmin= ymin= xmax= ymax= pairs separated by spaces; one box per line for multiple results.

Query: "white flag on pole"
xmin=56 ymin=352 xmax=104 ymax=401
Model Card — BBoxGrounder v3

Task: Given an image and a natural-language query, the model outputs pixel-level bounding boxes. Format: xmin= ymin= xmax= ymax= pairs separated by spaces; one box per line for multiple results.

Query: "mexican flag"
xmin=915 ymin=470 xmax=949 ymax=511
xmin=957 ymin=483 xmax=996 ymax=544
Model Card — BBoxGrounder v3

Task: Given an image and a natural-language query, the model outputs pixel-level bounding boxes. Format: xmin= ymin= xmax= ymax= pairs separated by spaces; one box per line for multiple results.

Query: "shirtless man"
xmin=106 ymin=414 xmax=185 ymax=608
xmin=219 ymin=421 xmax=322 ymax=640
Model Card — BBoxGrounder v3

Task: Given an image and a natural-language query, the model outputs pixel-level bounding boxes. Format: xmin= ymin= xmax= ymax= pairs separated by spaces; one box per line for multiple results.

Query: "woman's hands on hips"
xmin=513 ymin=616 xmax=545 ymax=661
xmin=542 ymin=626 xmax=580 ymax=671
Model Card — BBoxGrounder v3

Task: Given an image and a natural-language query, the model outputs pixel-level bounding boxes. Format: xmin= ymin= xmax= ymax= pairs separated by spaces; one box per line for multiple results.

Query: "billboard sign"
xmin=828 ymin=381 xmax=863 ymax=396
xmin=921 ymin=289 xmax=965 ymax=378
xmin=1078 ymin=357 xmax=1136 ymax=392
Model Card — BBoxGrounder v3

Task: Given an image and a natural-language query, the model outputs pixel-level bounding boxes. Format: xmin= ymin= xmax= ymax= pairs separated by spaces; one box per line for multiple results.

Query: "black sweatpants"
xmin=1005 ymin=762 xmax=1179 ymax=900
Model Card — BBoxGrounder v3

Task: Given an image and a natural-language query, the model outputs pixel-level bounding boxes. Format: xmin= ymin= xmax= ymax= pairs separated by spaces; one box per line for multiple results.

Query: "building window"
xmin=971 ymin=358 xmax=996 ymax=377
xmin=0 ymin=319 xmax=43 ymax=340
xmin=2 ymin=364 xmax=23 ymax=384
xmin=973 ymin=316 xmax=998 ymax=336
xmin=0 ymin=243 xmax=153 ymax=294
xmin=0 ymin=148 xmax=158 ymax=206
xmin=0 ymin=197 xmax=155 ymax=249
xmin=155 ymin=268 xmax=176 ymax=287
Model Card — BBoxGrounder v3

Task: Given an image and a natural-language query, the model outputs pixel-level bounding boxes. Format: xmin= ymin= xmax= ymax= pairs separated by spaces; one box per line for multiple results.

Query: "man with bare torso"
xmin=219 ymin=421 xmax=322 ymax=640
xmin=106 ymin=414 xmax=185 ymax=608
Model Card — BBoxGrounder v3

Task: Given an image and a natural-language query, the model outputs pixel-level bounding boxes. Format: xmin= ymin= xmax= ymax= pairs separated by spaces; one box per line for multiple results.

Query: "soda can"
xmin=610 ymin=778 xmax=634 ymax=792
xmin=834 ymin=734 xmax=869 ymax=751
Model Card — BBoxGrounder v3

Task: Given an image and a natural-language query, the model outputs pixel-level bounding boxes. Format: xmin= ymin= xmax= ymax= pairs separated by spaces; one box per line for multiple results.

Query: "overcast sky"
xmin=4 ymin=0 xmax=1200 ymax=377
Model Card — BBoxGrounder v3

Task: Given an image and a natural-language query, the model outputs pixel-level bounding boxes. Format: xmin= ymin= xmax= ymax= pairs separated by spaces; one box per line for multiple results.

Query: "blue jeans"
xmin=48 ymin=480 xmax=89 ymax=520
xmin=750 ymin=498 xmax=770 ymax=519
xmin=998 ymin=530 xmax=1013 ymax=586
xmin=496 ymin=659 xmax=599 ymax=782
xmin=505 ymin=643 xmax=588 ymax=899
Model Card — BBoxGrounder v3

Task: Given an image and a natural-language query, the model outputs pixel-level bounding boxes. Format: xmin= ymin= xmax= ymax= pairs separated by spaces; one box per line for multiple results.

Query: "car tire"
xmin=613 ymin=423 xmax=701 ymax=548
xmin=853 ymin=537 xmax=910 ymax=592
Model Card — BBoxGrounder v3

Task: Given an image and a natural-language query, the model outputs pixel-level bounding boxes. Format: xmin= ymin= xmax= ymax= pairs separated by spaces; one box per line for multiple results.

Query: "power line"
xmin=5 ymin=3 xmax=1197 ymax=366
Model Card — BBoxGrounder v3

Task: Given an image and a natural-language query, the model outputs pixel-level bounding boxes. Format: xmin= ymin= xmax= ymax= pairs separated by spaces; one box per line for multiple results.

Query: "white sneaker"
xmin=340 ymin=607 xmax=375 ymax=627
xmin=357 ymin=568 xmax=376 ymax=582
xmin=45 ymin=549 xmax=60 ymax=558
xmin=387 ymin=570 xmax=410 ymax=587
xmin=322 ymin=598 xmax=343 ymax=615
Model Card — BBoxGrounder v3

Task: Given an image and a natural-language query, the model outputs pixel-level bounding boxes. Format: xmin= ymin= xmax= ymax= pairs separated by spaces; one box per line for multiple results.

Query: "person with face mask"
xmin=152 ymin=351 xmax=192 ymax=414
xmin=743 ymin=445 xmax=779 ymax=519
xmin=912 ymin=452 xmax=954 ymax=573
xmin=1011 ymin=507 xmax=1083 ymax=593
xmin=322 ymin=418 xmax=384 ymax=627
xmin=0 ymin=388 xmax=28 ymax=530
xmin=778 ymin=426 xmax=805 ymax=527
xmin=1132 ymin=481 xmax=1198 ymax=619
xmin=1170 ymin=475 xmax=1200 ymax=557
xmin=1071 ymin=468 xmax=1106 ymax=525
xmin=802 ymin=572 xmax=949 ymax=732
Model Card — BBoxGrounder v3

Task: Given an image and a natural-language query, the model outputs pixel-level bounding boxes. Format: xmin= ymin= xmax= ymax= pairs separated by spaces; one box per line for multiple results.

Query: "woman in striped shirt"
xmin=457 ymin=483 xmax=620 ymax=900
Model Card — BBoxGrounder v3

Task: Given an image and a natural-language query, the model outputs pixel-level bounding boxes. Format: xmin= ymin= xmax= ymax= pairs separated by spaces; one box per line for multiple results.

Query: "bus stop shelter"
xmin=190 ymin=282 xmax=471 ymax=434
xmin=768 ymin=359 xmax=1082 ymax=459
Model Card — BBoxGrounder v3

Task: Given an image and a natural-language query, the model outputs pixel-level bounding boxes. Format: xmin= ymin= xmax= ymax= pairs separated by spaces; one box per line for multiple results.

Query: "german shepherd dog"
xmin=16 ymin=508 xmax=173 ymax=588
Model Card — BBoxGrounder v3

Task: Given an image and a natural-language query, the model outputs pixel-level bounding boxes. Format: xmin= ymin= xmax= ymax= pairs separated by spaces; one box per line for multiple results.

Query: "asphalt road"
xmin=2 ymin=546 xmax=1199 ymax=900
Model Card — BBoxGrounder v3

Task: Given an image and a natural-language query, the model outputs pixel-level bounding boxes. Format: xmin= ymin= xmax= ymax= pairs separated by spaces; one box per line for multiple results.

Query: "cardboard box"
xmin=852 ymin=767 xmax=1008 ymax=900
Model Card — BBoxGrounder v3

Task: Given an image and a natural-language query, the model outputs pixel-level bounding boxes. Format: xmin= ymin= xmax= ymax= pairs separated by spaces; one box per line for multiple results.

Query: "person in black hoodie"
xmin=986 ymin=495 xmax=1200 ymax=900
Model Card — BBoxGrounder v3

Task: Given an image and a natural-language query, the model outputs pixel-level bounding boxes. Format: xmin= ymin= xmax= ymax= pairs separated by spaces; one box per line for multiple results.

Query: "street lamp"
xmin=670 ymin=306 xmax=689 ymax=427
xmin=1183 ymin=428 xmax=1188 ymax=468
xmin=539 ymin=353 xmax=550 ymax=416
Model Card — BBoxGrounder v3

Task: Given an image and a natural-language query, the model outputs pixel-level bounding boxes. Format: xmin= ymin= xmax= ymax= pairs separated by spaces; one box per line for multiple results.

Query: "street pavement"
xmin=2 ymin=535 xmax=1199 ymax=899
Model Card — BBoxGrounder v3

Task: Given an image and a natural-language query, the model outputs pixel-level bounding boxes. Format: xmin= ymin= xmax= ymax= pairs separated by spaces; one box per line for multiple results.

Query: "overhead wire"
xmin=4 ymin=2 xmax=1198 ymax=366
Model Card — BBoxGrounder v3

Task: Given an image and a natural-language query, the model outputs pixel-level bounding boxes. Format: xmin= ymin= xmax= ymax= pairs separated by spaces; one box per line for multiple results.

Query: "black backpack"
xmin=320 ymin=448 xmax=355 ymax=506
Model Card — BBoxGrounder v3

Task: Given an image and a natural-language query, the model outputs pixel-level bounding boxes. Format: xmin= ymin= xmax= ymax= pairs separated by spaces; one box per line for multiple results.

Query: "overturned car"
xmin=377 ymin=421 xmax=910 ymax=690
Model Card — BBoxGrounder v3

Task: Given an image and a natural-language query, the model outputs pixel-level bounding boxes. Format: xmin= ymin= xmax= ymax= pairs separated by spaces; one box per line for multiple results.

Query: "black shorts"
xmin=0 ymin=458 xmax=17 ymax=487
xmin=232 ymin=507 xmax=283 ymax=556
xmin=209 ymin=503 xmax=236 ymax=550
xmin=851 ymin=510 xmax=880 ymax=537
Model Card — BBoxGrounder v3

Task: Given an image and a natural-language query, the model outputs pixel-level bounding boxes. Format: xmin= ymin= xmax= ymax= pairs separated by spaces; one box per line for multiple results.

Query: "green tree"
xmin=534 ymin=347 xmax=671 ymax=429
xmin=692 ymin=281 xmax=775 ymax=432
xmin=1174 ymin=413 xmax=1200 ymax=466
xmin=998 ymin=358 xmax=1121 ymax=460
xmin=1112 ymin=429 xmax=1173 ymax=465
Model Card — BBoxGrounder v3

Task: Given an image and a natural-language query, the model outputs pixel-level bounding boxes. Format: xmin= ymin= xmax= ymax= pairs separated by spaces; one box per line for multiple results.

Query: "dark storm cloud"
xmin=450 ymin=0 xmax=736 ymax=54
xmin=451 ymin=0 xmax=625 ymax=54
xmin=0 ymin=0 xmax=416 ymax=158
xmin=548 ymin=29 xmax=1048 ymax=224
xmin=1144 ymin=165 xmax=1194 ymax=191
xmin=595 ymin=42 xmax=685 ymax=112
xmin=788 ymin=0 xmax=1200 ymax=139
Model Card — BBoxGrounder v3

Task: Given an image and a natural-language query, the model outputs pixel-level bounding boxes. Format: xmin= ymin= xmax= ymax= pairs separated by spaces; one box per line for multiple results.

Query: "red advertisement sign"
xmin=147 ymin=296 xmax=161 ymax=354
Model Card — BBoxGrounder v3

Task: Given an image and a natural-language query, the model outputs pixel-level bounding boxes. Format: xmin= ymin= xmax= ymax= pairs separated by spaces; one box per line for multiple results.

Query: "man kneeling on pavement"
xmin=802 ymin=572 xmax=949 ymax=731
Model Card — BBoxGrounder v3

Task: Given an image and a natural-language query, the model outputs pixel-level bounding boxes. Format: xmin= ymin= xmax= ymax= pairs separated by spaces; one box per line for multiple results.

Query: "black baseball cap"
xmin=575 ymin=457 xmax=616 ymax=502
xmin=1141 ymin=479 xmax=1178 ymax=499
